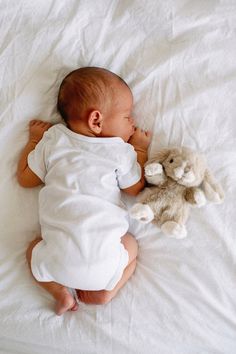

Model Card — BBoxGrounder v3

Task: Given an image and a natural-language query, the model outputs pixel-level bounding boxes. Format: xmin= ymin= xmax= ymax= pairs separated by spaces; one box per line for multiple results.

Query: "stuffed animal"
xmin=130 ymin=147 xmax=224 ymax=239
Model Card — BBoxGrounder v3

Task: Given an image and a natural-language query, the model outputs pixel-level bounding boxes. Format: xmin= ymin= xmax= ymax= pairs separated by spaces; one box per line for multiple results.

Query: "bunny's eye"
xmin=169 ymin=159 xmax=174 ymax=163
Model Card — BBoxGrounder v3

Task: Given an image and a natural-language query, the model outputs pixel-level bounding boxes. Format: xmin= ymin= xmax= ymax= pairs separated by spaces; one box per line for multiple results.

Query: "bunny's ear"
xmin=202 ymin=169 xmax=224 ymax=203
xmin=145 ymin=148 xmax=171 ymax=167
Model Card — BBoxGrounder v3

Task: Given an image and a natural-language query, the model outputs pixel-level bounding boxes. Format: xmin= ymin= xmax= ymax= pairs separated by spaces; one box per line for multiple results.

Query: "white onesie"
xmin=28 ymin=124 xmax=141 ymax=290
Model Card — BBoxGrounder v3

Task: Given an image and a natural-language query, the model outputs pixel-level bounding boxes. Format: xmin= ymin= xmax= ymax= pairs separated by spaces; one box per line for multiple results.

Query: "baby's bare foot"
xmin=55 ymin=287 xmax=78 ymax=316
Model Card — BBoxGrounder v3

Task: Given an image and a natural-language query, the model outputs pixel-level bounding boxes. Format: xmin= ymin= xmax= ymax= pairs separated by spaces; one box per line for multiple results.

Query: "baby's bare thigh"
xmin=120 ymin=233 xmax=138 ymax=264
xmin=26 ymin=236 xmax=42 ymax=265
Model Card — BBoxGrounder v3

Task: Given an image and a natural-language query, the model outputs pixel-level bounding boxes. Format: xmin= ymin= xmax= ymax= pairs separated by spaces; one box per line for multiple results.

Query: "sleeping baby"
xmin=17 ymin=67 xmax=151 ymax=315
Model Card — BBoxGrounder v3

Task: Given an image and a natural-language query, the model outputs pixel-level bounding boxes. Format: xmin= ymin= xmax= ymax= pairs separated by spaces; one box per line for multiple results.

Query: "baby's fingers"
xmin=145 ymin=130 xmax=152 ymax=137
xmin=135 ymin=127 xmax=151 ymax=135
xmin=29 ymin=119 xmax=38 ymax=126
xmin=29 ymin=119 xmax=52 ymax=128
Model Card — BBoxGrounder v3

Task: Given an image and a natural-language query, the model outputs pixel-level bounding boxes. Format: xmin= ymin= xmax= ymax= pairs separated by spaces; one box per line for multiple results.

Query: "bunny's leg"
xmin=160 ymin=208 xmax=187 ymax=239
xmin=129 ymin=203 xmax=154 ymax=224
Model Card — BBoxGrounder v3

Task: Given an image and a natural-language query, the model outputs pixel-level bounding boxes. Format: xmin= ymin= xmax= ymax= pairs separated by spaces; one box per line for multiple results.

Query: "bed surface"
xmin=1 ymin=1 xmax=236 ymax=353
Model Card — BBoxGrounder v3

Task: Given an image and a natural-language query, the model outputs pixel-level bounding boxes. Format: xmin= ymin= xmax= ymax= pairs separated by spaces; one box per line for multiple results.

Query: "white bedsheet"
xmin=1 ymin=1 xmax=236 ymax=353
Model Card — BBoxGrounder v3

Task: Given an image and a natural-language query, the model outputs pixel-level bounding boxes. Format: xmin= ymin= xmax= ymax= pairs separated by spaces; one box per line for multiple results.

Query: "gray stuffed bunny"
xmin=130 ymin=147 xmax=224 ymax=239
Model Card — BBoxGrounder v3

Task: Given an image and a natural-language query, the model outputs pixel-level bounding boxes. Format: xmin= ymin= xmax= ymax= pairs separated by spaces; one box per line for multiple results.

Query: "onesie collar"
xmin=56 ymin=123 xmax=125 ymax=144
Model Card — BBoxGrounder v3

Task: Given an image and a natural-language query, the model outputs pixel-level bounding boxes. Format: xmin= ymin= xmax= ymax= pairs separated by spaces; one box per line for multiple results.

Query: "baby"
xmin=17 ymin=67 xmax=151 ymax=315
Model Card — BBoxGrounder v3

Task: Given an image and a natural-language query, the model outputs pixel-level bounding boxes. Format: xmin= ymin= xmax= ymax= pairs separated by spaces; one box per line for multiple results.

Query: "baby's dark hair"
xmin=57 ymin=67 xmax=129 ymax=124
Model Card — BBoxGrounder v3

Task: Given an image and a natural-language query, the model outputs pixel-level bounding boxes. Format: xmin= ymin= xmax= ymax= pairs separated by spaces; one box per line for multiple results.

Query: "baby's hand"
xmin=29 ymin=119 xmax=52 ymax=143
xmin=128 ymin=127 xmax=151 ymax=152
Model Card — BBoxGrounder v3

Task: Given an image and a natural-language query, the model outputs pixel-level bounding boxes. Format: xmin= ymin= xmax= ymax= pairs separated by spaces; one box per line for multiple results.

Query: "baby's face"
xmin=101 ymin=84 xmax=135 ymax=142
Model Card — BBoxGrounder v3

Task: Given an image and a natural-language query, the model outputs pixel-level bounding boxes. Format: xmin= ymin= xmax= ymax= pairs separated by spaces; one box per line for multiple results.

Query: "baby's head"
xmin=57 ymin=67 xmax=135 ymax=142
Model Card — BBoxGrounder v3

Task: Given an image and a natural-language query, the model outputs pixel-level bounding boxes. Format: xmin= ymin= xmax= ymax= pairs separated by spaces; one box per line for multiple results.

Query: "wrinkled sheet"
xmin=1 ymin=1 xmax=236 ymax=353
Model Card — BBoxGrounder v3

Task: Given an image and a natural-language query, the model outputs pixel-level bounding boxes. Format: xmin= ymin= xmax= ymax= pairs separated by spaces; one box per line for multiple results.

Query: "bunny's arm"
xmin=202 ymin=169 xmax=224 ymax=203
xmin=184 ymin=187 xmax=206 ymax=207
xmin=144 ymin=162 xmax=167 ymax=186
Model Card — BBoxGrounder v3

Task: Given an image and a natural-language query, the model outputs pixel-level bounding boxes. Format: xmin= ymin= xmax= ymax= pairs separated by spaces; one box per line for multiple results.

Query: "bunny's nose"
xmin=174 ymin=161 xmax=187 ymax=179
xmin=184 ymin=166 xmax=190 ymax=173
xmin=182 ymin=161 xmax=187 ymax=168
xmin=174 ymin=167 xmax=184 ymax=178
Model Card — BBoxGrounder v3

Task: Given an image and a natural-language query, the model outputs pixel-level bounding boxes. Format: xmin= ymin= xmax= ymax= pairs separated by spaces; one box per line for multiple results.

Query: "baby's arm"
xmin=17 ymin=120 xmax=52 ymax=187
xmin=122 ymin=128 xmax=151 ymax=196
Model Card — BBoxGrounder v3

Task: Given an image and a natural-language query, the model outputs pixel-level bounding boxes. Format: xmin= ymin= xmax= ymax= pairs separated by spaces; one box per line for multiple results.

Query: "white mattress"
xmin=1 ymin=1 xmax=236 ymax=353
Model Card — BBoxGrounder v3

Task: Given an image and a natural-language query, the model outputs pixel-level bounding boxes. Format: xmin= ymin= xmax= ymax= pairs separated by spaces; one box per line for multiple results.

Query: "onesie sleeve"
xmin=116 ymin=144 xmax=141 ymax=189
xmin=27 ymin=129 xmax=53 ymax=183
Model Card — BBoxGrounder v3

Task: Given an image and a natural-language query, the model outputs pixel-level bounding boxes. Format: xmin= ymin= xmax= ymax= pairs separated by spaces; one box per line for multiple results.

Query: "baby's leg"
xmin=26 ymin=237 xmax=78 ymax=316
xmin=77 ymin=233 xmax=138 ymax=305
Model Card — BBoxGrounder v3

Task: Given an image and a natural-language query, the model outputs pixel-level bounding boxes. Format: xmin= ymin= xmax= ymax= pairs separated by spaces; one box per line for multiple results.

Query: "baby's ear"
xmin=202 ymin=169 xmax=224 ymax=203
xmin=145 ymin=148 xmax=170 ymax=166
xmin=88 ymin=110 xmax=103 ymax=134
